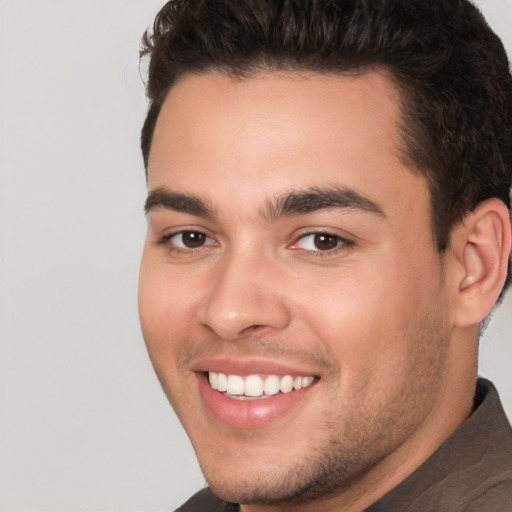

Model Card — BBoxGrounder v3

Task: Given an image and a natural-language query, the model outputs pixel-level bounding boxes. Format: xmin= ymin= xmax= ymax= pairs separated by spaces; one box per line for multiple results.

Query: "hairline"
xmin=145 ymin=63 xmax=443 ymax=249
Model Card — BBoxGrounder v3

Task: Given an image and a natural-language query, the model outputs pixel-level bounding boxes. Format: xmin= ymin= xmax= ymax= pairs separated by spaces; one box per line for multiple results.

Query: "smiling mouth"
xmin=207 ymin=371 xmax=317 ymax=400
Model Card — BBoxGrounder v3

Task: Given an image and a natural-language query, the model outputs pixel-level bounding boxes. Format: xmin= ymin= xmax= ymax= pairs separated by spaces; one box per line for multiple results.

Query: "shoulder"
xmin=174 ymin=487 xmax=238 ymax=512
xmin=367 ymin=378 xmax=512 ymax=512
xmin=462 ymin=474 xmax=512 ymax=512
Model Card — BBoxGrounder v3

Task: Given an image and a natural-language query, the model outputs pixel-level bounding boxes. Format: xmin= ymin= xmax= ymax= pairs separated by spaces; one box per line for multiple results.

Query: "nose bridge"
xmin=198 ymin=245 xmax=290 ymax=340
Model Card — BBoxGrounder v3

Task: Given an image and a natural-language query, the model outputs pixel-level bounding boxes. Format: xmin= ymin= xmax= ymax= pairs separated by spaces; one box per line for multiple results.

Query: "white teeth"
xmin=207 ymin=371 xmax=316 ymax=398
xmin=244 ymin=375 xmax=264 ymax=397
xmin=217 ymin=372 xmax=228 ymax=392
xmin=209 ymin=371 xmax=218 ymax=390
xmin=226 ymin=375 xmax=244 ymax=395
xmin=302 ymin=376 xmax=314 ymax=387
xmin=279 ymin=375 xmax=294 ymax=393
xmin=263 ymin=375 xmax=280 ymax=396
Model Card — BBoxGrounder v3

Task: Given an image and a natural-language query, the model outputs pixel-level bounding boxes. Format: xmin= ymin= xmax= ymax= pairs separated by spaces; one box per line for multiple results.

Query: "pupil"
xmin=314 ymin=234 xmax=338 ymax=250
xmin=183 ymin=231 xmax=205 ymax=248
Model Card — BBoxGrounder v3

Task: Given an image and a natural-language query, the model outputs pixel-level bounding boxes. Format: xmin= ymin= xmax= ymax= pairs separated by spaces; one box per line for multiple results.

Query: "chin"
xmin=196 ymin=437 xmax=378 ymax=506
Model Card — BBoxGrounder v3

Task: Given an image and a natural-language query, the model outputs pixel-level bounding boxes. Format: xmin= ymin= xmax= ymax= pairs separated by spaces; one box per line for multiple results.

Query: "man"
xmin=138 ymin=0 xmax=512 ymax=510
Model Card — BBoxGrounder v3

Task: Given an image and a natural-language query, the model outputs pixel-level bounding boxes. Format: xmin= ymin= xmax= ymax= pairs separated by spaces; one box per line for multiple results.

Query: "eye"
xmin=164 ymin=230 xmax=213 ymax=249
xmin=294 ymin=232 xmax=349 ymax=252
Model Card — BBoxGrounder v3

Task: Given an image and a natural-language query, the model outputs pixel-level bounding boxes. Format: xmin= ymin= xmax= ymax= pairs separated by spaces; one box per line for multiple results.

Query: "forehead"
xmin=148 ymin=70 xmax=428 ymax=221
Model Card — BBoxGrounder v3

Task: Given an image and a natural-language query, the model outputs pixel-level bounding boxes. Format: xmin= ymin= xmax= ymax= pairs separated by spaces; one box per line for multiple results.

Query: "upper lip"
xmin=191 ymin=358 xmax=321 ymax=377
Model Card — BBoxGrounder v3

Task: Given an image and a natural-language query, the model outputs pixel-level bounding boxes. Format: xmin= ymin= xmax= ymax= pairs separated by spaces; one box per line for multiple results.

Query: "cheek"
xmin=138 ymin=257 xmax=196 ymax=362
xmin=292 ymin=258 xmax=441 ymax=378
xmin=139 ymin=260 xmax=203 ymax=413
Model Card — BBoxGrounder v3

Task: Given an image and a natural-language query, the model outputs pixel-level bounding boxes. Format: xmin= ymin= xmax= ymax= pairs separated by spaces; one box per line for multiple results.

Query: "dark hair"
xmin=140 ymin=0 xmax=512 ymax=289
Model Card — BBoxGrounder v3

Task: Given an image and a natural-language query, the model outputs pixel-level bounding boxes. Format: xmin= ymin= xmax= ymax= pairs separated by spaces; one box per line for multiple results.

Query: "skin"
xmin=139 ymin=71 xmax=482 ymax=511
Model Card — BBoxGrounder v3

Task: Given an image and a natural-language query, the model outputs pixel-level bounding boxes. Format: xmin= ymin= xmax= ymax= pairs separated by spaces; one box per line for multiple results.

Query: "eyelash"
xmin=156 ymin=230 xmax=354 ymax=257
xmin=291 ymin=231 xmax=354 ymax=257
xmin=156 ymin=230 xmax=215 ymax=253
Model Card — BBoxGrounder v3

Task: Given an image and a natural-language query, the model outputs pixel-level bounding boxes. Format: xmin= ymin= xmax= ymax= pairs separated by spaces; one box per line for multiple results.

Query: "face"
xmin=139 ymin=71 xmax=453 ymax=506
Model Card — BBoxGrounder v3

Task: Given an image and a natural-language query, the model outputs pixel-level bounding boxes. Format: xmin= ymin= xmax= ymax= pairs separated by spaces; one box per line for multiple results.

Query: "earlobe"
xmin=453 ymin=198 xmax=511 ymax=327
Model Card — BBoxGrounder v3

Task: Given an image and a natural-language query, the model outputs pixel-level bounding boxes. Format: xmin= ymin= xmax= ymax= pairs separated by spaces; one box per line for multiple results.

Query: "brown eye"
xmin=293 ymin=232 xmax=349 ymax=253
xmin=181 ymin=231 xmax=206 ymax=248
xmin=313 ymin=233 xmax=339 ymax=251
xmin=168 ymin=230 xmax=212 ymax=249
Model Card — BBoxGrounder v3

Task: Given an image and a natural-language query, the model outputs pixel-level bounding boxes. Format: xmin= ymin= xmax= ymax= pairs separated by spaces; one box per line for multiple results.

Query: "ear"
xmin=450 ymin=198 xmax=511 ymax=327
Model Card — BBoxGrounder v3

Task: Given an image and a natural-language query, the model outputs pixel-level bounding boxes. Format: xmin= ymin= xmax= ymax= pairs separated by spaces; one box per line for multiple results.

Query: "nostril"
xmin=196 ymin=283 xmax=292 ymax=340
xmin=239 ymin=324 xmax=272 ymax=337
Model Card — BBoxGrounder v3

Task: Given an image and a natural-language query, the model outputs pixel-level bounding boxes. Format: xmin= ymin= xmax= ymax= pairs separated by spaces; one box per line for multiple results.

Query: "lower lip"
xmin=197 ymin=374 xmax=316 ymax=429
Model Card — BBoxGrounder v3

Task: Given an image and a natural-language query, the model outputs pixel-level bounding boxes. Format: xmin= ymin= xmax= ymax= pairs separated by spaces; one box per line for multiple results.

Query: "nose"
xmin=196 ymin=251 xmax=291 ymax=340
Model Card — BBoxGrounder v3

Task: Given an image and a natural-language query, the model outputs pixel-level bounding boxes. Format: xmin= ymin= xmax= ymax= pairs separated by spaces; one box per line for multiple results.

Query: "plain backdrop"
xmin=0 ymin=0 xmax=510 ymax=510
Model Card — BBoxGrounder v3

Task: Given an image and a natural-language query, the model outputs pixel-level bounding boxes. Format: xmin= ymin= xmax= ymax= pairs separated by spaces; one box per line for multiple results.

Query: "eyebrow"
xmin=144 ymin=187 xmax=215 ymax=218
xmin=144 ymin=185 xmax=385 ymax=221
xmin=261 ymin=186 xmax=385 ymax=221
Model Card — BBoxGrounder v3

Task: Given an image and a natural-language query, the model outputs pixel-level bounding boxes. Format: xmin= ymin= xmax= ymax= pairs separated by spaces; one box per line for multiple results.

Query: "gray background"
xmin=0 ymin=0 xmax=510 ymax=510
